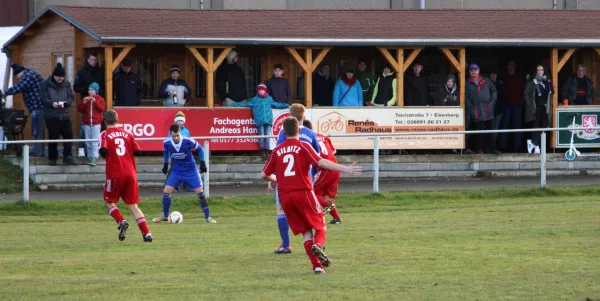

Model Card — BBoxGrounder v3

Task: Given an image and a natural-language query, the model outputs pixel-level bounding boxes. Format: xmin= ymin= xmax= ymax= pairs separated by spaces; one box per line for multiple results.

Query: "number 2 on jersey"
xmin=283 ymin=154 xmax=296 ymax=177
xmin=115 ymin=138 xmax=126 ymax=156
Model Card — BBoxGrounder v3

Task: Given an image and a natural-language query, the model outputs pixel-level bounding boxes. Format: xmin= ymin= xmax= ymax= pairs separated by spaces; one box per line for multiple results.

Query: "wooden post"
xmin=186 ymin=46 xmax=233 ymax=108
xmin=285 ymin=47 xmax=331 ymax=108
xmin=104 ymin=46 xmax=113 ymax=110
xmin=551 ymin=48 xmax=559 ymax=148
xmin=396 ymin=48 xmax=404 ymax=107
xmin=305 ymin=48 xmax=313 ymax=107
xmin=459 ymin=48 xmax=466 ymax=108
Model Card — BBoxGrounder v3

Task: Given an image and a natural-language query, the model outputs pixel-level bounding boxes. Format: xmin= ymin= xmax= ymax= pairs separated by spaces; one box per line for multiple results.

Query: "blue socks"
xmin=277 ymin=214 xmax=290 ymax=248
xmin=162 ymin=193 xmax=171 ymax=217
xmin=198 ymin=193 xmax=211 ymax=219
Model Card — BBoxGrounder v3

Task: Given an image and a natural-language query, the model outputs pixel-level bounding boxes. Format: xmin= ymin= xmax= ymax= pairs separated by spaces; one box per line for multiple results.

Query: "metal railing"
xmin=1 ymin=126 xmax=596 ymax=204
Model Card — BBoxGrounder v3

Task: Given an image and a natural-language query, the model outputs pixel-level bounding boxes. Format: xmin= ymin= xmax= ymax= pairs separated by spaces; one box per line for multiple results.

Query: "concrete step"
xmin=38 ymin=181 xmax=263 ymax=191
xmin=479 ymin=170 xmax=587 ymax=178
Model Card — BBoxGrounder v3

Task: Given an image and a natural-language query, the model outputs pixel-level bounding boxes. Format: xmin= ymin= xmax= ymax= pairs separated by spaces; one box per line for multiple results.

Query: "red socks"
xmin=108 ymin=206 xmax=125 ymax=224
xmin=303 ymin=240 xmax=322 ymax=269
xmin=136 ymin=217 xmax=150 ymax=236
xmin=313 ymin=229 xmax=327 ymax=249
xmin=329 ymin=207 xmax=341 ymax=220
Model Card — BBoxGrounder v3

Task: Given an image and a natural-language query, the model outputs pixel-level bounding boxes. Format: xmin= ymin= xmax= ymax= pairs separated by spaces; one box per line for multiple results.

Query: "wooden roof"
xmin=6 ymin=5 xmax=600 ymax=48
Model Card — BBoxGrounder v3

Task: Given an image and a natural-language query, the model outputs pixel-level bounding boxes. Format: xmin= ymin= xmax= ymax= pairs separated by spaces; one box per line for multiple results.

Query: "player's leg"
xmin=314 ymin=171 xmax=335 ymax=214
xmin=302 ymin=231 xmax=325 ymax=274
xmin=303 ymin=191 xmax=330 ymax=267
xmin=121 ymin=177 xmax=152 ymax=242
xmin=274 ymin=187 xmax=292 ymax=254
xmin=325 ymin=171 xmax=342 ymax=223
xmin=186 ymin=171 xmax=216 ymax=223
xmin=154 ymin=185 xmax=175 ymax=223
xmin=104 ymin=178 xmax=129 ymax=241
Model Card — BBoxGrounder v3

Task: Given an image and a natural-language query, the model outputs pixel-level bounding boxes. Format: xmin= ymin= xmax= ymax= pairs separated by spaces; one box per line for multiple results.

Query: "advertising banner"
xmin=114 ymin=108 xmax=261 ymax=151
xmin=556 ymin=107 xmax=600 ymax=148
xmin=310 ymin=108 xmax=464 ymax=150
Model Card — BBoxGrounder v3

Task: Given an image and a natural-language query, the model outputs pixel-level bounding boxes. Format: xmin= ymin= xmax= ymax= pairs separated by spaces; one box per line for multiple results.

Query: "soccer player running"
xmin=99 ymin=110 xmax=152 ymax=242
xmin=153 ymin=124 xmax=215 ymax=223
xmin=271 ymin=104 xmax=321 ymax=254
xmin=261 ymin=117 xmax=362 ymax=274
xmin=303 ymin=120 xmax=343 ymax=224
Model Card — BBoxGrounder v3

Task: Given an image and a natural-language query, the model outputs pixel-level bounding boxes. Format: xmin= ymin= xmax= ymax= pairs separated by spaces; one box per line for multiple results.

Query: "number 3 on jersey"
xmin=115 ymin=138 xmax=126 ymax=156
xmin=283 ymin=154 xmax=296 ymax=176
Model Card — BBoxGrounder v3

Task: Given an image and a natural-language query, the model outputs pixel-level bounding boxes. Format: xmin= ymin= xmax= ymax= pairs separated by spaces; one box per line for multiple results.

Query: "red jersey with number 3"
xmin=99 ymin=127 xmax=140 ymax=179
xmin=263 ymin=139 xmax=322 ymax=193
xmin=316 ymin=134 xmax=337 ymax=163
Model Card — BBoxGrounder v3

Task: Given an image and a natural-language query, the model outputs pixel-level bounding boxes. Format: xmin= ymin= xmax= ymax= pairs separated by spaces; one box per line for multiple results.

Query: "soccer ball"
xmin=168 ymin=211 xmax=183 ymax=224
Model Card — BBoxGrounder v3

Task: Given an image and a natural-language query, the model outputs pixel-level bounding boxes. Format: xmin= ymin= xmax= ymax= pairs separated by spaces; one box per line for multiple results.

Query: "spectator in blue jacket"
xmin=265 ymin=64 xmax=291 ymax=104
xmin=158 ymin=65 xmax=191 ymax=107
xmin=333 ymin=67 xmax=363 ymax=107
xmin=3 ymin=63 xmax=45 ymax=156
xmin=232 ymin=84 xmax=289 ymax=153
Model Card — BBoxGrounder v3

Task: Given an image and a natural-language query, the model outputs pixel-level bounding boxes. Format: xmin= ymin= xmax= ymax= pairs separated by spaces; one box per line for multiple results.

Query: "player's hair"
xmin=169 ymin=124 xmax=181 ymax=134
xmin=302 ymin=119 xmax=312 ymax=130
xmin=104 ymin=110 xmax=119 ymax=125
xmin=289 ymin=104 xmax=305 ymax=122
xmin=283 ymin=117 xmax=299 ymax=137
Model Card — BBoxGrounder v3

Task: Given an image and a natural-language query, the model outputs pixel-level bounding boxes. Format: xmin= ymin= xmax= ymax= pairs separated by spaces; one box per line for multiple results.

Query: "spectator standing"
xmin=158 ymin=65 xmax=191 ymax=107
xmin=333 ymin=67 xmax=363 ymax=107
xmin=113 ymin=58 xmax=142 ymax=106
xmin=216 ymin=50 xmax=247 ymax=106
xmin=40 ymin=63 xmax=76 ymax=166
xmin=3 ymin=63 xmax=45 ymax=156
xmin=74 ymin=53 xmax=105 ymax=158
xmin=562 ymin=64 xmax=595 ymax=106
xmin=371 ymin=64 xmax=397 ymax=106
xmin=404 ymin=62 xmax=429 ymax=106
xmin=434 ymin=75 xmax=459 ymax=106
xmin=265 ymin=64 xmax=291 ymax=104
xmin=489 ymin=71 xmax=504 ymax=151
xmin=77 ymin=82 xmax=106 ymax=166
xmin=498 ymin=61 xmax=525 ymax=152
xmin=525 ymin=65 xmax=554 ymax=154
xmin=232 ymin=84 xmax=290 ymax=155
xmin=466 ymin=64 xmax=499 ymax=155
xmin=312 ymin=63 xmax=334 ymax=107
xmin=355 ymin=58 xmax=376 ymax=105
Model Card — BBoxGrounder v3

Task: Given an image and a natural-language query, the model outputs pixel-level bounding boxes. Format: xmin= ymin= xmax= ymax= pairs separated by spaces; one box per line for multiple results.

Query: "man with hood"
xmin=216 ymin=50 xmax=247 ymax=106
xmin=312 ymin=63 xmax=334 ymax=107
xmin=74 ymin=53 xmax=105 ymax=158
xmin=158 ymin=65 xmax=191 ymax=107
xmin=356 ymin=58 xmax=376 ymax=105
xmin=435 ymin=75 xmax=459 ymax=106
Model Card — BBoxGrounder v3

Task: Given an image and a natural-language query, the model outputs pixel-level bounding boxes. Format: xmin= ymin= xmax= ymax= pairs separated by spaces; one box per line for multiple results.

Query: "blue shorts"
xmin=166 ymin=169 xmax=203 ymax=190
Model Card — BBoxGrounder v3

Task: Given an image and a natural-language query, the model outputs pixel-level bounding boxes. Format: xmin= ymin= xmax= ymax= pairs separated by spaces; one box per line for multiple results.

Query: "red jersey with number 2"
xmin=316 ymin=134 xmax=337 ymax=163
xmin=99 ymin=127 xmax=140 ymax=179
xmin=263 ymin=139 xmax=322 ymax=193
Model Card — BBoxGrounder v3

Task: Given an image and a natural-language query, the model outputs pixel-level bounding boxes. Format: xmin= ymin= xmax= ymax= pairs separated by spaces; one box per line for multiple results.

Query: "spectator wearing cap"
xmin=3 ymin=63 xmax=45 ymax=156
xmin=113 ymin=57 xmax=142 ymax=106
xmin=39 ymin=63 xmax=76 ymax=166
xmin=216 ymin=50 xmax=247 ymax=106
xmin=466 ymin=63 xmax=499 ymax=155
xmin=74 ymin=52 xmax=105 ymax=158
xmin=232 ymin=84 xmax=290 ymax=153
xmin=158 ymin=65 xmax=191 ymax=107
xmin=77 ymin=82 xmax=106 ymax=166
xmin=371 ymin=64 xmax=397 ymax=106
xmin=356 ymin=58 xmax=376 ymax=105
xmin=333 ymin=67 xmax=363 ymax=107
xmin=265 ymin=64 xmax=291 ymax=104
xmin=168 ymin=111 xmax=191 ymax=138
xmin=404 ymin=61 xmax=429 ymax=106
xmin=312 ymin=63 xmax=335 ymax=107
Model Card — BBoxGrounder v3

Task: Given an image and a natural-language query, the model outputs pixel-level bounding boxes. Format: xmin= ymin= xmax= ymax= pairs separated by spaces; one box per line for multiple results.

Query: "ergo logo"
xmin=117 ymin=124 xmax=156 ymax=137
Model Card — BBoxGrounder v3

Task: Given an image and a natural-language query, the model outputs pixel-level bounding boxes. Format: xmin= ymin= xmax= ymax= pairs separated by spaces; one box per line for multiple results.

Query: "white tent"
xmin=0 ymin=26 xmax=23 ymax=108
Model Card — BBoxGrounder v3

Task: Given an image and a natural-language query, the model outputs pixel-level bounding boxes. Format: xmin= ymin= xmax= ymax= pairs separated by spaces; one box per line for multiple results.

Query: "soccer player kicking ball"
xmin=153 ymin=124 xmax=215 ymax=224
xmin=99 ymin=110 xmax=152 ymax=242
xmin=261 ymin=117 xmax=362 ymax=274
xmin=303 ymin=120 xmax=343 ymax=225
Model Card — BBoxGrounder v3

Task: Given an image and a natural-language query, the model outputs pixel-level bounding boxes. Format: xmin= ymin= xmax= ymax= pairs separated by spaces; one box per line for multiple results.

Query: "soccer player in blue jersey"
xmin=153 ymin=124 xmax=216 ymax=224
xmin=271 ymin=104 xmax=320 ymax=254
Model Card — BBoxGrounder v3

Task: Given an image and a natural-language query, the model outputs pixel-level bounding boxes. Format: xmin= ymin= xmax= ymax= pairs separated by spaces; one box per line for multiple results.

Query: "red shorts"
xmin=103 ymin=176 xmax=139 ymax=205
xmin=314 ymin=170 xmax=341 ymax=199
xmin=278 ymin=190 xmax=325 ymax=235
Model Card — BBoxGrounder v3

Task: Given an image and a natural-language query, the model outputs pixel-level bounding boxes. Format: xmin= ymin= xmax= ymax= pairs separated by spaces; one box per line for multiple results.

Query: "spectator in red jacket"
xmin=77 ymin=82 xmax=106 ymax=166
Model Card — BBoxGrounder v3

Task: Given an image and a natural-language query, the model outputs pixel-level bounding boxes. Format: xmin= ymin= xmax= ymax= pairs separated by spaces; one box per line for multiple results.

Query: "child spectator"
xmin=265 ymin=64 xmax=292 ymax=104
xmin=77 ymin=82 xmax=106 ymax=166
xmin=168 ymin=111 xmax=190 ymax=138
xmin=233 ymin=84 xmax=290 ymax=155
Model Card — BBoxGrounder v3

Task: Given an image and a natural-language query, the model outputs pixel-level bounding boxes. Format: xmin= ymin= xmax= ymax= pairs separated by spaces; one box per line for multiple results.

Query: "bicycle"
xmin=320 ymin=116 xmax=344 ymax=132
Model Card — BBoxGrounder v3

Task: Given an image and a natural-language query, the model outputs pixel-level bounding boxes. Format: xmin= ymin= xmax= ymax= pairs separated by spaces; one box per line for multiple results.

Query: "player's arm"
xmin=194 ymin=141 xmax=207 ymax=173
xmin=260 ymin=172 xmax=277 ymax=183
xmin=318 ymin=159 xmax=361 ymax=176
xmin=131 ymin=136 xmax=142 ymax=156
xmin=99 ymin=133 xmax=108 ymax=159
xmin=162 ymin=149 xmax=170 ymax=175
xmin=261 ymin=152 xmax=277 ymax=183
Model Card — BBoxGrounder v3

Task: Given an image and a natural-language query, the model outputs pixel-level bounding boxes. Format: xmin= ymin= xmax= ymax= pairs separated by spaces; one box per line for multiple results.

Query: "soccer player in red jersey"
xmin=302 ymin=120 xmax=343 ymax=224
xmin=99 ymin=110 xmax=152 ymax=242
xmin=261 ymin=117 xmax=362 ymax=274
